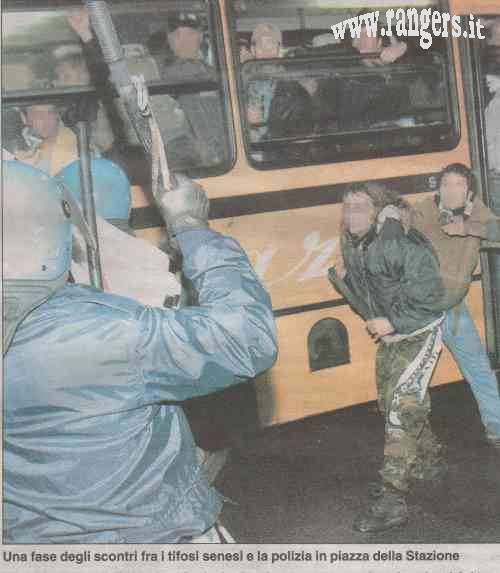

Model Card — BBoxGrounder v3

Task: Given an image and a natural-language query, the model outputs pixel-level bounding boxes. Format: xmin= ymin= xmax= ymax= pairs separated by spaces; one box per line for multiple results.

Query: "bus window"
xmin=2 ymin=0 xmax=234 ymax=178
xmin=108 ymin=0 xmax=233 ymax=176
xmin=229 ymin=0 xmax=459 ymax=169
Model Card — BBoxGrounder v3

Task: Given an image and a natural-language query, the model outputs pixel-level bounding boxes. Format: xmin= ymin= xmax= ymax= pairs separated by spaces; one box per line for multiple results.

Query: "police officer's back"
xmin=2 ymin=162 xmax=278 ymax=543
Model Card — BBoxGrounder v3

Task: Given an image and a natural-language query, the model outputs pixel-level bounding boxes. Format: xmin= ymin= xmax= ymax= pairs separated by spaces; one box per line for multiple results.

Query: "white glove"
xmin=155 ymin=174 xmax=209 ymax=237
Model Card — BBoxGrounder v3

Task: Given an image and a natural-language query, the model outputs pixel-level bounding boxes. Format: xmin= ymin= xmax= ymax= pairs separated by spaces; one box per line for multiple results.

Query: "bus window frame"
xmin=228 ymin=0 xmax=461 ymax=170
xmin=3 ymin=86 xmax=97 ymax=107
xmin=205 ymin=0 xmax=237 ymax=178
xmin=2 ymin=0 xmax=236 ymax=180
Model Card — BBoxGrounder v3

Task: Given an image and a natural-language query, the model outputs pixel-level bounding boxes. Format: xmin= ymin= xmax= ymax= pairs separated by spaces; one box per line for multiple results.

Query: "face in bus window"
xmin=22 ymin=105 xmax=60 ymax=140
xmin=439 ymin=173 xmax=469 ymax=210
xmin=251 ymin=24 xmax=281 ymax=60
xmin=352 ymin=27 xmax=382 ymax=55
xmin=343 ymin=192 xmax=376 ymax=237
xmin=54 ymin=58 xmax=90 ymax=87
xmin=167 ymin=25 xmax=203 ymax=60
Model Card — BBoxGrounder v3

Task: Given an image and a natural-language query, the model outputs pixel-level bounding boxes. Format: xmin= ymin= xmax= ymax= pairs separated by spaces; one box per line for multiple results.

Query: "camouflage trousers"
xmin=376 ymin=326 xmax=443 ymax=493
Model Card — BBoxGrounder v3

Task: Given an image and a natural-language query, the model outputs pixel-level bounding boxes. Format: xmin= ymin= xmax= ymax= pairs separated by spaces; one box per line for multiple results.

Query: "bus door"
xmin=452 ymin=0 xmax=500 ymax=367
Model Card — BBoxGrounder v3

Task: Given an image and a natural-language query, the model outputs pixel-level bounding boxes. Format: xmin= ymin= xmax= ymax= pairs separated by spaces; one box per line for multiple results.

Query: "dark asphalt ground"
xmin=207 ymin=382 xmax=500 ymax=544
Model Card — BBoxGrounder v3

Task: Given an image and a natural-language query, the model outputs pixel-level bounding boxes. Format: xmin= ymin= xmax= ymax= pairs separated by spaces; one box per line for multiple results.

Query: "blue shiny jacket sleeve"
xmin=138 ymin=228 xmax=278 ymax=402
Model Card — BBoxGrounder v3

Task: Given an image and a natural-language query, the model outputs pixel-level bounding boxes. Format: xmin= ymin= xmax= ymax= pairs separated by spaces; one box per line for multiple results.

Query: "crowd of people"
xmin=2 ymin=9 xmax=445 ymax=171
xmin=235 ymin=14 xmax=446 ymax=168
xmin=3 ymin=7 xmax=227 ymax=174
xmin=3 ymin=6 xmax=500 ymax=543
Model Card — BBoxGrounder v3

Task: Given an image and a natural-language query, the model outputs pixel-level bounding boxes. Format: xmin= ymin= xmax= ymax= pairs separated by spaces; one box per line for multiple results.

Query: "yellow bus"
xmin=3 ymin=0 xmax=500 ymax=429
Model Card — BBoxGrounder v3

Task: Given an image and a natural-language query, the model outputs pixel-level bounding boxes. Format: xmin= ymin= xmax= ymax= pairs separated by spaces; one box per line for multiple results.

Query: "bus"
xmin=3 ymin=0 xmax=500 ymax=429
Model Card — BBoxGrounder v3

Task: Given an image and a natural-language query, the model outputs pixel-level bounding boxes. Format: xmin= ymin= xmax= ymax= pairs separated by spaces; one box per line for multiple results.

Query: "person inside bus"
xmin=329 ymin=183 xmax=445 ymax=533
xmin=487 ymin=17 xmax=500 ymax=48
xmin=485 ymin=60 xmax=500 ymax=214
xmin=350 ymin=19 xmax=408 ymax=66
xmin=298 ymin=75 xmax=340 ymax=136
xmin=161 ymin=12 xmax=226 ymax=166
xmin=51 ymin=44 xmax=116 ymax=154
xmin=67 ymin=8 xmax=225 ymax=169
xmin=484 ymin=16 xmax=500 ymax=103
xmin=2 ymin=107 xmax=29 ymax=159
xmin=485 ymin=19 xmax=500 ymax=168
xmin=243 ymin=22 xmax=283 ymax=142
xmin=16 ymin=100 xmax=79 ymax=176
xmin=239 ymin=35 xmax=253 ymax=63
xmin=412 ymin=164 xmax=500 ymax=451
xmin=158 ymin=12 xmax=215 ymax=82
xmin=265 ymin=80 xmax=314 ymax=161
xmin=337 ymin=16 xmax=415 ymax=131
xmin=3 ymin=160 xmax=278 ymax=543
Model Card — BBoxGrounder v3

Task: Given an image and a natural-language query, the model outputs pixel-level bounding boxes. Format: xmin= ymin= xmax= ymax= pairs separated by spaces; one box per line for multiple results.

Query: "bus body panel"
xmin=255 ymin=285 xmax=483 ymax=426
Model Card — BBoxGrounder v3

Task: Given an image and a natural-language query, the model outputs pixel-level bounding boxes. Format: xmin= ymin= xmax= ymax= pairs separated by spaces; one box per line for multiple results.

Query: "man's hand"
xmin=66 ymin=7 xmax=93 ymax=43
xmin=240 ymin=46 xmax=253 ymax=63
xmin=247 ymin=105 xmax=264 ymax=125
xmin=300 ymin=78 xmax=319 ymax=96
xmin=153 ymin=174 xmax=209 ymax=237
xmin=380 ymin=37 xmax=407 ymax=64
xmin=366 ymin=317 xmax=395 ymax=342
xmin=486 ymin=74 xmax=500 ymax=94
xmin=332 ymin=243 xmax=346 ymax=279
xmin=442 ymin=215 xmax=467 ymax=236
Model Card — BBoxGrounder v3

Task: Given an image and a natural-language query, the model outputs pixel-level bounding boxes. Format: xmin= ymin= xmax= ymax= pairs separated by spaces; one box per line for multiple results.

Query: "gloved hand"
xmin=154 ymin=174 xmax=209 ymax=237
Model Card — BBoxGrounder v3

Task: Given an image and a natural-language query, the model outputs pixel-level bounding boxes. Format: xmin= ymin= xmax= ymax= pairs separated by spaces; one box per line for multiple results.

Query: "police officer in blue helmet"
xmin=3 ymin=160 xmax=278 ymax=543
xmin=56 ymin=157 xmax=132 ymax=232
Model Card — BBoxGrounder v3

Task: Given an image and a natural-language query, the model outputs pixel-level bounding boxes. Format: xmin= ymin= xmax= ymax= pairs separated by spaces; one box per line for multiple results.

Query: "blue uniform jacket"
xmin=4 ymin=229 xmax=278 ymax=543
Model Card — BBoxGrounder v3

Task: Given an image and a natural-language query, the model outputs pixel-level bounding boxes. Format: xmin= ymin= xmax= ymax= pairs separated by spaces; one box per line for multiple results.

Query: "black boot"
xmin=368 ymin=453 xmax=448 ymax=499
xmin=353 ymin=486 xmax=408 ymax=533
